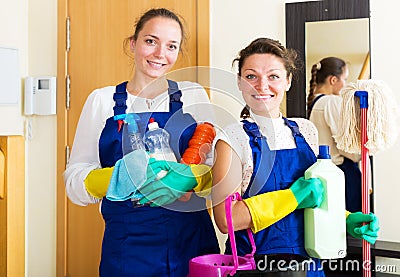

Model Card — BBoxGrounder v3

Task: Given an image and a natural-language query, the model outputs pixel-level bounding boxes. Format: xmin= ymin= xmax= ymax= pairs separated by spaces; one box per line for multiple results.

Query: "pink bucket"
xmin=188 ymin=192 xmax=256 ymax=277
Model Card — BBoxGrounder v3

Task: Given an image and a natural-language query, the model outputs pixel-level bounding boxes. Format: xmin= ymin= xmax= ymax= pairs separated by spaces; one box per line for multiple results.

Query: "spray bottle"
xmin=179 ymin=122 xmax=216 ymax=201
xmin=304 ymin=145 xmax=347 ymax=259
xmin=144 ymin=118 xmax=177 ymax=179
xmin=181 ymin=122 xmax=216 ymax=165
xmin=122 ymin=113 xmax=145 ymax=155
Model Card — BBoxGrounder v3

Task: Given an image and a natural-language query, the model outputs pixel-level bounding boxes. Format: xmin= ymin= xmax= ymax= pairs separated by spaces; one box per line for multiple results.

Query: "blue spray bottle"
xmin=122 ymin=113 xmax=145 ymax=155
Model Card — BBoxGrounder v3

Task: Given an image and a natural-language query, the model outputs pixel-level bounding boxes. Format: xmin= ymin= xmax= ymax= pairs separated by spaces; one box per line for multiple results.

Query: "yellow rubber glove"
xmin=84 ymin=167 xmax=114 ymax=199
xmin=190 ymin=164 xmax=212 ymax=197
xmin=243 ymin=189 xmax=298 ymax=233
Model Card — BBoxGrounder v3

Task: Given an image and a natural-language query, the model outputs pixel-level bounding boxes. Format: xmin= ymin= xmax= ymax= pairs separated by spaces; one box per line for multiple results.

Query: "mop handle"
xmin=355 ymin=90 xmax=371 ymax=277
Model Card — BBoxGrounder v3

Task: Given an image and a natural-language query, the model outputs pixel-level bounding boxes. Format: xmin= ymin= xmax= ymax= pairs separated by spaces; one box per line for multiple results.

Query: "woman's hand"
xmin=138 ymin=160 xmax=211 ymax=206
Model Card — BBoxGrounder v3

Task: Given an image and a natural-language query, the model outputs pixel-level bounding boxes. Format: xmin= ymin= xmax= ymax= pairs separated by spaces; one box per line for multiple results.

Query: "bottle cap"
xmin=148 ymin=118 xmax=159 ymax=130
xmin=318 ymin=145 xmax=331 ymax=159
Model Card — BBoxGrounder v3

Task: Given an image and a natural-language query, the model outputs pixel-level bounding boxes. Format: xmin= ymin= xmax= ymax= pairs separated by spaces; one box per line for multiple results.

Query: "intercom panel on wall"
xmin=24 ymin=76 xmax=56 ymax=115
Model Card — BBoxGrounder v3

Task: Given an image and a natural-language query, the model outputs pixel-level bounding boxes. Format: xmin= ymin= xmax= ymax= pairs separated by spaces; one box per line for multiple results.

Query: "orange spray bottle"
xmin=179 ymin=122 xmax=216 ymax=201
xmin=181 ymin=122 xmax=216 ymax=165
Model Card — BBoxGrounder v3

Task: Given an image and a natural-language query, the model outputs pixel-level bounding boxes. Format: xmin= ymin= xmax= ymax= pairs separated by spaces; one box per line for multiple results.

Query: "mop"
xmin=335 ymin=79 xmax=400 ymax=277
xmin=336 ymin=80 xmax=399 ymax=155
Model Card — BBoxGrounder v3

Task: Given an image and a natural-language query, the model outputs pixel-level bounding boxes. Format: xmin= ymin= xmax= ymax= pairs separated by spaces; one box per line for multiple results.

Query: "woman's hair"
xmin=123 ymin=8 xmax=187 ymax=57
xmin=232 ymin=38 xmax=301 ymax=119
xmin=307 ymin=57 xmax=346 ymax=111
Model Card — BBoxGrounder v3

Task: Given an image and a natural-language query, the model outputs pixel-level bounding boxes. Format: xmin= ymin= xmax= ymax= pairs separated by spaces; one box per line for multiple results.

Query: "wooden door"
xmin=57 ymin=1 xmax=209 ymax=276
xmin=0 ymin=136 xmax=25 ymax=277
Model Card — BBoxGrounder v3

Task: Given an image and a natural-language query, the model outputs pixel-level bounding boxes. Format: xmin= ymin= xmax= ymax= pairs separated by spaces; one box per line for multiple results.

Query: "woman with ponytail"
xmin=307 ymin=57 xmax=361 ymax=212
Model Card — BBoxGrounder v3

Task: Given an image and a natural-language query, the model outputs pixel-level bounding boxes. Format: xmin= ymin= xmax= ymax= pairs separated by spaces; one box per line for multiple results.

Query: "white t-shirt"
xmin=64 ymin=81 xmax=216 ymax=206
xmin=214 ymin=111 xmax=318 ymax=194
xmin=309 ymin=94 xmax=361 ymax=165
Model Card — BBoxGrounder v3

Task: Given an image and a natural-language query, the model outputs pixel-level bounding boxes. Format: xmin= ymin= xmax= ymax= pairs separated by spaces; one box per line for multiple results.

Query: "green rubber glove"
xmin=346 ymin=212 xmax=380 ymax=244
xmin=289 ymin=177 xmax=324 ymax=209
xmin=138 ymin=159 xmax=211 ymax=206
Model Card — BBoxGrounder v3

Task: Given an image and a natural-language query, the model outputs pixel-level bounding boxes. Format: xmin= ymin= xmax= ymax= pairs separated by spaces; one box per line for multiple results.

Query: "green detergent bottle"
xmin=304 ymin=145 xmax=347 ymax=259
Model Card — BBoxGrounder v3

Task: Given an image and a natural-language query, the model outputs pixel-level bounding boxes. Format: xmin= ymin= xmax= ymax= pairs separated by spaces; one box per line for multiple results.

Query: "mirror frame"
xmin=285 ymin=0 xmax=370 ymax=118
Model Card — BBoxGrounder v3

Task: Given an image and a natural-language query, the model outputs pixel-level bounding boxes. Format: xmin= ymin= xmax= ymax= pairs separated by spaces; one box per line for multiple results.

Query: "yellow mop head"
xmin=335 ymin=79 xmax=400 ymax=155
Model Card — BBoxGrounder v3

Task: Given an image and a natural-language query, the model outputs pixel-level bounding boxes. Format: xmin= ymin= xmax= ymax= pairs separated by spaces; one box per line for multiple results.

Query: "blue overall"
xmin=226 ymin=118 xmax=325 ymax=276
xmin=308 ymin=95 xmax=361 ymax=212
xmin=98 ymin=81 xmax=219 ymax=277
xmin=337 ymin=158 xmax=362 ymax=213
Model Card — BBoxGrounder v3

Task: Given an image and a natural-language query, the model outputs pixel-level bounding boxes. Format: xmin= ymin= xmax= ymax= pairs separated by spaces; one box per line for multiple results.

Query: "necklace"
xmin=145 ymin=99 xmax=155 ymax=109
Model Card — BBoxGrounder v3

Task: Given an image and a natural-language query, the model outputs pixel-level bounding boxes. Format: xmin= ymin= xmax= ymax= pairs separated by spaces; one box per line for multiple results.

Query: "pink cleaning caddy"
xmin=188 ymin=192 xmax=256 ymax=277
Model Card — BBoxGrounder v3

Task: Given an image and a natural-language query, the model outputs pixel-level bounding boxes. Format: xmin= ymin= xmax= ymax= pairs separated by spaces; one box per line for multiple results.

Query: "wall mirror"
xmin=285 ymin=0 xmax=370 ymax=117
xmin=305 ymin=18 xmax=370 ymax=93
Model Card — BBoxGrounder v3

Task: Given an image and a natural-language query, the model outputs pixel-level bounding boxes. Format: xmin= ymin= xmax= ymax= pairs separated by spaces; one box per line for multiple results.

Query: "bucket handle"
xmin=225 ymin=192 xmax=256 ymax=276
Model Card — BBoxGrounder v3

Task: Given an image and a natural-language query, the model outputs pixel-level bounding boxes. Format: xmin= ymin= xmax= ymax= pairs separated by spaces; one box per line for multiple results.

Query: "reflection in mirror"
xmin=305 ymin=18 xmax=370 ymax=98
xmin=285 ymin=0 xmax=370 ymax=118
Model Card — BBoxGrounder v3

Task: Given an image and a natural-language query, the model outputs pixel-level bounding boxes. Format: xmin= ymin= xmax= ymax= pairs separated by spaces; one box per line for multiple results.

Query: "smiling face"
xmin=238 ymin=53 xmax=291 ymax=118
xmin=131 ymin=16 xmax=182 ymax=79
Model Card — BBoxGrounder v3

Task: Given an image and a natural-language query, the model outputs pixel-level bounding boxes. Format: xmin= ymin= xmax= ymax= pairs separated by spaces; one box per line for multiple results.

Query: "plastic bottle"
xmin=121 ymin=113 xmax=147 ymax=201
xmin=144 ymin=118 xmax=177 ymax=179
xmin=181 ymin=122 xmax=216 ymax=165
xmin=122 ymin=113 xmax=145 ymax=155
xmin=179 ymin=122 xmax=216 ymax=202
xmin=304 ymin=145 xmax=347 ymax=259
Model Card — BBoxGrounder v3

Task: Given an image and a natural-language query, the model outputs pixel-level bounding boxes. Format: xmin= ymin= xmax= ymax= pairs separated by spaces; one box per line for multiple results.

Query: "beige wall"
xmin=26 ymin=0 xmax=57 ymax=275
xmin=210 ymin=0 xmax=286 ymax=127
xmin=0 ymin=0 xmax=399 ymax=275
xmin=0 ymin=0 xmax=26 ymax=135
xmin=370 ymin=0 xmax=400 ymax=244
xmin=0 ymin=0 xmax=57 ymax=276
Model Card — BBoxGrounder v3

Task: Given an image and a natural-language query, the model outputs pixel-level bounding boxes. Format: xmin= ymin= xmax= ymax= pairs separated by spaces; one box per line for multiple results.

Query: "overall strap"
xmin=307 ymin=94 xmax=325 ymax=119
xmin=113 ymin=81 xmax=128 ymax=116
xmin=283 ymin=117 xmax=306 ymax=146
xmin=242 ymin=120 xmax=263 ymax=141
xmin=167 ymin=79 xmax=183 ymax=113
xmin=242 ymin=119 xmax=263 ymax=175
xmin=113 ymin=80 xmax=181 ymax=116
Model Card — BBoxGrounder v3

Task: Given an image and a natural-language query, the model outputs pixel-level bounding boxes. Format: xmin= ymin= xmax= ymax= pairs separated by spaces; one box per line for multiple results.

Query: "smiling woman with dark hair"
xmin=211 ymin=38 xmax=379 ymax=276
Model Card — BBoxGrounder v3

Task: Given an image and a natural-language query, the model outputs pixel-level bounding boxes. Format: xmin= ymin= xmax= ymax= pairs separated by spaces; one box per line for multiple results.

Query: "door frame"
xmin=56 ymin=1 xmax=209 ymax=276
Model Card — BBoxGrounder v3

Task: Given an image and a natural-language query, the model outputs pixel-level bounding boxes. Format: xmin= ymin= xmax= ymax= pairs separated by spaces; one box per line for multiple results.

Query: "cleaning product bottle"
xmin=122 ymin=113 xmax=145 ymax=155
xmin=179 ymin=122 xmax=216 ymax=202
xmin=144 ymin=118 xmax=177 ymax=179
xmin=304 ymin=145 xmax=347 ymax=259
xmin=121 ymin=113 xmax=147 ymax=201
xmin=181 ymin=122 xmax=216 ymax=165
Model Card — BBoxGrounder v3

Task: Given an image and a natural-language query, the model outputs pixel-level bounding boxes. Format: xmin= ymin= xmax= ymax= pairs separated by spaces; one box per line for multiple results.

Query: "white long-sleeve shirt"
xmin=64 ymin=81 xmax=216 ymax=206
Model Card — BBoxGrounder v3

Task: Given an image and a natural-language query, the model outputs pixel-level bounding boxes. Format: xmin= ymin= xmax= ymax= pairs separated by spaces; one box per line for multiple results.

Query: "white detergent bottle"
xmin=304 ymin=145 xmax=347 ymax=259
xmin=144 ymin=118 xmax=177 ymax=179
